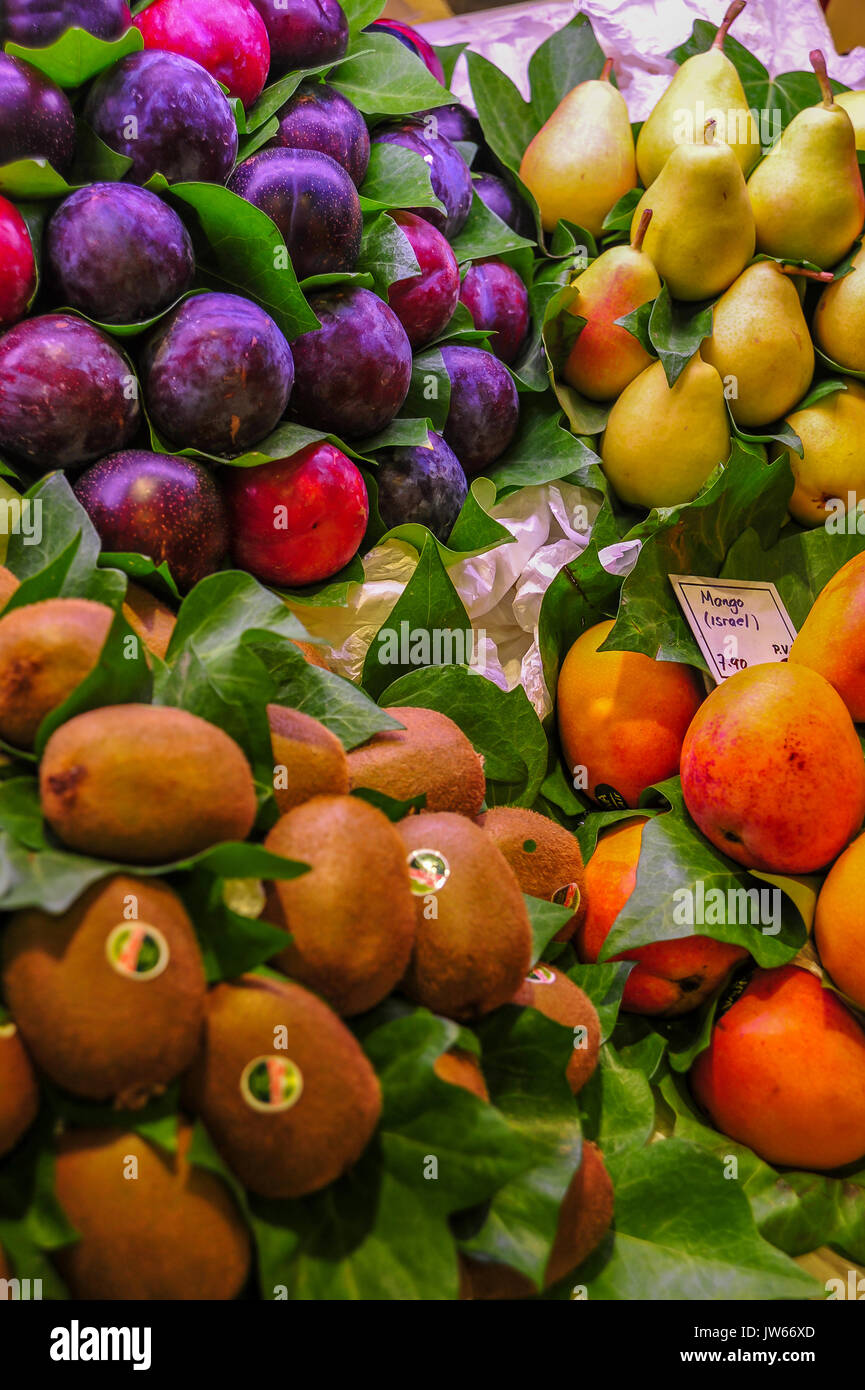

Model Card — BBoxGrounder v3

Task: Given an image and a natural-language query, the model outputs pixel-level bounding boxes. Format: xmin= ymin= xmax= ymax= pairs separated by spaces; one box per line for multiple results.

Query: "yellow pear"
xmin=519 ymin=58 xmax=636 ymax=237
xmin=825 ymin=0 xmax=865 ymax=56
xmin=776 ymin=381 xmax=865 ymax=526
xmin=747 ymin=51 xmax=865 ymax=269
xmin=636 ymin=0 xmax=760 ymax=188
xmin=601 ymin=356 xmax=730 ymax=509
xmin=814 ymin=244 xmax=865 ymax=370
xmin=835 ymin=91 xmax=865 ymax=150
xmin=562 ymin=209 xmax=662 ymax=401
xmin=701 ymin=261 xmax=826 ymax=427
xmin=631 ymin=121 xmax=755 ymax=301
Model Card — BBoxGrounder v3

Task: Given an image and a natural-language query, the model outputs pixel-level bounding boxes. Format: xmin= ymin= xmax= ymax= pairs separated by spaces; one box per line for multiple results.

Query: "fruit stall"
xmin=2 ymin=0 xmax=865 ymax=1326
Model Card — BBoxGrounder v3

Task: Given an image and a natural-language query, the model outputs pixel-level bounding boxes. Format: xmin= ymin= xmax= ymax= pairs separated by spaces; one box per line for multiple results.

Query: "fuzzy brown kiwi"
xmin=512 ymin=964 xmax=601 ymax=1094
xmin=39 ymin=704 xmax=257 ymax=863
xmin=478 ymin=806 xmax=587 ymax=942
xmin=121 ymin=581 xmax=176 ymax=662
xmin=433 ymin=1047 xmax=489 ymax=1101
xmin=2 ymin=876 xmax=206 ymax=1106
xmin=185 ymin=974 xmax=382 ymax=1200
xmin=0 ymin=597 xmax=114 ymax=748
xmin=53 ymin=1122 xmax=251 ymax=1300
xmin=348 ymin=707 xmax=486 ymax=816
xmin=268 ymin=704 xmax=350 ymax=815
xmin=397 ymin=811 xmax=533 ymax=1020
xmin=460 ymin=1143 xmax=614 ymax=1298
xmin=0 ymin=1021 xmax=39 ymax=1157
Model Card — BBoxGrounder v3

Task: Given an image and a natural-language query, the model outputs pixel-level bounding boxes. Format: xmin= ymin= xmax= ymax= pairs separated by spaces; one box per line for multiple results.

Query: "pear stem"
xmin=632 ymin=209 xmax=652 ymax=252
xmin=810 ymin=50 xmax=835 ymax=107
xmin=703 ymin=118 xmax=717 ymax=145
xmin=778 ymin=264 xmax=835 ymax=283
xmin=600 ymin=57 xmax=614 ymax=83
xmin=713 ymin=0 xmax=745 ymax=49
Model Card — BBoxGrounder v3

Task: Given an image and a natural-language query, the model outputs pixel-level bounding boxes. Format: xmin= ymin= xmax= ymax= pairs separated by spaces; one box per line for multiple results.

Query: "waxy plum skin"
xmin=0 ymin=196 xmax=37 ymax=327
xmin=473 ymin=171 xmax=534 ymax=240
xmin=366 ymin=19 xmax=445 ymax=83
xmin=439 ymin=344 xmax=519 ymax=477
xmin=250 ymin=0 xmax=348 ymax=76
xmin=0 ymin=53 xmax=76 ymax=175
xmin=268 ymin=82 xmax=370 ymax=188
xmin=83 ymin=50 xmax=238 ymax=186
xmin=0 ymin=0 xmax=131 ymax=46
xmin=74 ymin=450 xmax=229 ymax=592
xmin=227 ymin=148 xmax=362 ymax=281
xmin=46 ymin=183 xmax=195 ymax=325
xmin=140 ymin=292 xmax=295 ymax=457
xmin=371 ymin=121 xmax=473 ymax=240
xmin=289 ymin=288 xmax=412 ymax=440
xmin=386 ymin=210 xmax=460 ymax=350
xmin=0 ymin=314 xmax=140 ymax=470
xmin=459 ymin=260 xmax=530 ymax=365
xmin=374 ymin=430 xmax=467 ymax=541
xmin=133 ymin=0 xmax=271 ymax=109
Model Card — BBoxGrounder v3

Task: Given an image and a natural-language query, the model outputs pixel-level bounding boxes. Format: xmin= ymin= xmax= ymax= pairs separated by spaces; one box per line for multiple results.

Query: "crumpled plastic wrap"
xmin=293 ymin=0 xmax=865 ymax=716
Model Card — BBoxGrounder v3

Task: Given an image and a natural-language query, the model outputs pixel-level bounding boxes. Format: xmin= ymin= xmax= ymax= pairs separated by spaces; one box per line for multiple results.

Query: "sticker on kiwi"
xmin=525 ymin=965 xmax=557 ymax=986
xmin=0 ymin=1021 xmax=18 ymax=1039
xmin=241 ymin=1056 xmax=304 ymax=1114
xmin=407 ymin=848 xmax=451 ymax=894
xmin=594 ymin=784 xmax=629 ymax=810
xmin=552 ymin=882 xmax=580 ymax=911
xmin=714 ymin=960 xmax=758 ymax=1021
xmin=105 ymin=923 xmax=170 ymax=981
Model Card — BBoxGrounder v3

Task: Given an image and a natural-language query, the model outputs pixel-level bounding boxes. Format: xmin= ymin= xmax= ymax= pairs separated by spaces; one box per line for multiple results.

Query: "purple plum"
xmin=387 ymin=209 xmax=459 ymax=349
xmin=416 ymin=103 xmax=482 ymax=152
xmin=250 ymin=0 xmax=347 ymax=76
xmin=439 ymin=344 xmax=518 ymax=477
xmin=268 ymin=82 xmax=369 ymax=188
xmin=74 ymin=450 xmax=228 ymax=592
xmin=228 ymin=147 xmax=361 ymax=280
xmin=141 ymin=292 xmax=294 ymax=456
xmin=366 ymin=19 xmax=444 ymax=83
xmin=459 ymin=260 xmax=529 ymax=365
xmin=473 ymin=171 xmax=534 ymax=239
xmin=83 ymin=50 xmax=238 ymax=185
xmin=1 ymin=1 xmax=131 ymax=45
xmin=371 ymin=121 xmax=472 ymax=240
xmin=47 ymin=183 xmax=194 ymax=324
xmin=374 ymin=430 xmax=466 ymax=541
xmin=290 ymin=288 xmax=411 ymax=439
xmin=0 ymin=313 xmax=140 ymax=469
xmin=0 ymin=53 xmax=76 ymax=175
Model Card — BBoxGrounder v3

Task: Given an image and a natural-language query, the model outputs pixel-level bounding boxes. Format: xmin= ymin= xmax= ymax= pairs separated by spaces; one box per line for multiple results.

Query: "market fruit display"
xmin=2 ymin=0 xmax=865 ymax=1308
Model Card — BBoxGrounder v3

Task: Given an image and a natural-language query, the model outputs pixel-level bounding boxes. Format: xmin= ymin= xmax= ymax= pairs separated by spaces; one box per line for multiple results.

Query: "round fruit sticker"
xmin=407 ymin=848 xmax=450 ymax=895
xmin=552 ymin=882 xmax=580 ymax=911
xmin=525 ymin=965 xmax=556 ymax=986
xmin=105 ymin=923 xmax=169 ymax=981
xmin=0 ymin=1021 xmax=17 ymax=1040
xmin=241 ymin=1056 xmax=304 ymax=1114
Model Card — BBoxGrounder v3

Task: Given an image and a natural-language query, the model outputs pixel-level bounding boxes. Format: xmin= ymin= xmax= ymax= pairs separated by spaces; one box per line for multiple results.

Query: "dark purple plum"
xmin=83 ymin=50 xmax=238 ymax=185
xmin=228 ymin=147 xmax=361 ymax=280
xmin=268 ymin=82 xmax=369 ymax=188
xmin=0 ymin=53 xmax=76 ymax=175
xmin=290 ymin=288 xmax=411 ymax=439
xmin=473 ymin=171 xmax=534 ymax=239
xmin=440 ymin=344 xmax=518 ymax=477
xmin=374 ymin=430 xmax=466 ymax=540
xmin=0 ymin=314 xmax=140 ymax=469
xmin=366 ymin=19 xmax=444 ymax=83
xmin=371 ymin=121 xmax=472 ymax=241
xmin=1 ymin=1 xmax=131 ymax=45
xmin=250 ymin=0 xmax=347 ymax=76
xmin=141 ymin=292 xmax=294 ymax=456
xmin=74 ymin=450 xmax=228 ymax=592
xmin=47 ymin=183 xmax=194 ymax=324
xmin=416 ymin=103 xmax=482 ymax=152
xmin=387 ymin=209 xmax=459 ymax=349
xmin=459 ymin=260 xmax=529 ymax=365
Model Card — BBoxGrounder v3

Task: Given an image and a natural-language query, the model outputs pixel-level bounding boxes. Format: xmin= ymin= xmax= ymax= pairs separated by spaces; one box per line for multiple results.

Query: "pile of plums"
xmin=0 ymin=0 xmax=534 ymax=589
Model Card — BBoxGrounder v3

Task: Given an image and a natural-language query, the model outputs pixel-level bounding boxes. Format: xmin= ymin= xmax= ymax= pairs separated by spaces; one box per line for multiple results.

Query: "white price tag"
xmin=669 ymin=575 xmax=798 ymax=684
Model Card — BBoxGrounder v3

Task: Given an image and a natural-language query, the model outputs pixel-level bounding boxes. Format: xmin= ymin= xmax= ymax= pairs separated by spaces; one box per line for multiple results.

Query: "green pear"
xmin=776 ymin=381 xmax=865 ymax=526
xmin=636 ymin=0 xmax=760 ymax=187
xmin=747 ymin=51 xmax=865 ymax=269
xmin=601 ymin=355 xmax=730 ymax=508
xmin=630 ymin=122 xmax=755 ymax=301
xmin=836 ymin=91 xmax=865 ymax=150
xmin=701 ymin=261 xmax=826 ymax=427
xmin=520 ymin=58 xmax=636 ymax=237
xmin=815 ymin=244 xmax=865 ymax=370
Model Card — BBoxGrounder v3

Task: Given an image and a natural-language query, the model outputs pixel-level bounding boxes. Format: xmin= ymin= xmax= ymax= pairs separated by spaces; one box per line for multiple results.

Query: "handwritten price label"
xmin=669 ymin=575 xmax=798 ymax=685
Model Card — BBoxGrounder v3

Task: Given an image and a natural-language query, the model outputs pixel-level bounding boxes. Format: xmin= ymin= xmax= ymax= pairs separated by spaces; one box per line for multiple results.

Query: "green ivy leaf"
xmin=649 ymin=285 xmax=715 ymax=387
xmin=359 ymin=141 xmax=446 ymax=214
xmin=4 ymin=24 xmax=143 ymax=88
xmin=527 ymin=11 xmax=607 ymax=127
xmin=356 ymin=212 xmax=420 ymax=297
xmin=331 ymin=33 xmax=450 ymax=115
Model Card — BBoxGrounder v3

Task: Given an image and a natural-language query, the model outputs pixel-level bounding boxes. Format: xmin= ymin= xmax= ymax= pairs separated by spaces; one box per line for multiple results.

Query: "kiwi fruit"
xmin=0 ymin=1021 xmax=39 ymax=1157
xmin=2 ymin=876 xmax=206 ymax=1106
xmin=0 ymin=597 xmax=114 ymax=748
xmin=433 ymin=1047 xmax=489 ymax=1101
xmin=39 ymin=704 xmax=257 ymax=863
xmin=268 ymin=704 xmax=349 ymax=815
xmin=0 ymin=565 xmax=20 ymax=611
xmin=512 ymin=964 xmax=600 ymax=1094
xmin=53 ymin=1122 xmax=251 ymax=1300
xmin=397 ymin=811 xmax=533 ymax=1020
xmin=121 ymin=581 xmax=176 ymax=662
xmin=185 ymin=974 xmax=381 ymax=1200
xmin=264 ymin=794 xmax=415 ymax=1015
xmin=479 ymin=806 xmax=587 ymax=942
xmin=348 ymin=707 xmax=485 ymax=816
xmin=460 ymin=1142 xmax=614 ymax=1298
